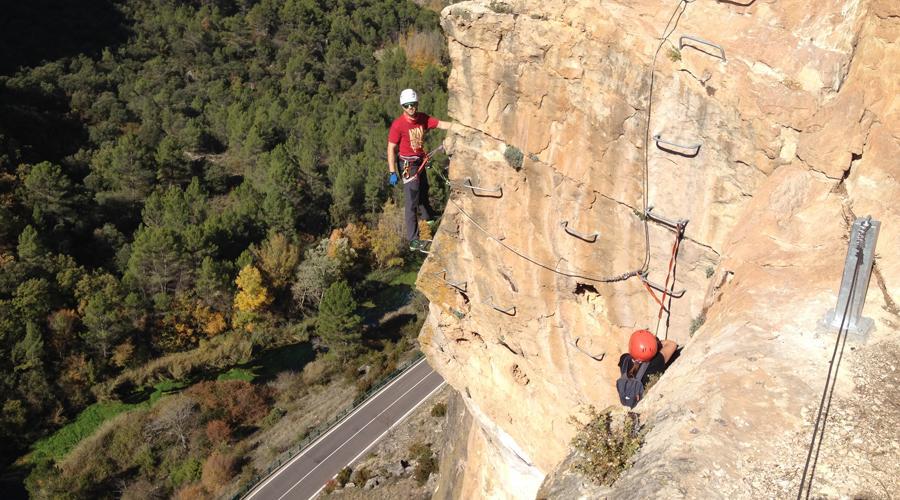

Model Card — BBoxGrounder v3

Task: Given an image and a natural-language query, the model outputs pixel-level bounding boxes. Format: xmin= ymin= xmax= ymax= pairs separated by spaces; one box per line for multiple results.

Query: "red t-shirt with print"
xmin=388 ymin=112 xmax=439 ymax=157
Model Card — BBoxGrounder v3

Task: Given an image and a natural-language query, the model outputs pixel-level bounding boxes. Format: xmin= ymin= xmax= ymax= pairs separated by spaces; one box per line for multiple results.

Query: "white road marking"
xmin=276 ymin=367 xmax=437 ymax=500
xmin=245 ymin=357 xmax=429 ymax=499
xmin=306 ymin=377 xmax=446 ymax=500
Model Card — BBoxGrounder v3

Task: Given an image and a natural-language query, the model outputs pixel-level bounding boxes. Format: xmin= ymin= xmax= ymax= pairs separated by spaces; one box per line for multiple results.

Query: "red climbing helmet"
xmin=629 ymin=329 xmax=658 ymax=362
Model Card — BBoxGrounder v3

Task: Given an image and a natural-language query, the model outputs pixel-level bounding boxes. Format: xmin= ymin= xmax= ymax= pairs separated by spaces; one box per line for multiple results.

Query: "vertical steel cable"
xmin=797 ymin=222 xmax=870 ymax=498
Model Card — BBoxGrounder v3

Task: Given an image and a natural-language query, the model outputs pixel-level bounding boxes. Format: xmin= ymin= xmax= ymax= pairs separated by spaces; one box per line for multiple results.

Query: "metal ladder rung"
xmin=653 ymin=134 xmax=701 ymax=157
xmin=560 ymin=220 xmax=600 ymax=243
xmin=414 ymin=239 xmax=432 ymax=254
xmin=570 ymin=337 xmax=605 ymax=362
xmin=434 ymin=270 xmax=467 ymax=292
xmin=463 ymin=178 xmax=502 ymax=197
xmin=679 ymin=35 xmax=727 ymax=62
xmin=645 ymin=206 xmax=689 ymax=233
xmin=484 ymin=296 xmax=516 ymax=316
xmin=640 ymin=273 xmax=686 ymax=298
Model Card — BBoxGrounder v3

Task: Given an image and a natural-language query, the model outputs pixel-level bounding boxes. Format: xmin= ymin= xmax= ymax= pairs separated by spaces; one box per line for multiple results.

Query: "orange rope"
xmin=640 ymin=222 xmax=685 ymax=336
xmin=657 ymin=224 xmax=684 ymax=321
xmin=643 ymin=279 xmax=667 ymax=312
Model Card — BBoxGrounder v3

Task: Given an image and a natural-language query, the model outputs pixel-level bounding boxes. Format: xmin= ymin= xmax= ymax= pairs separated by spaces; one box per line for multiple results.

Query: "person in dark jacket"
xmin=618 ymin=329 xmax=678 ymax=384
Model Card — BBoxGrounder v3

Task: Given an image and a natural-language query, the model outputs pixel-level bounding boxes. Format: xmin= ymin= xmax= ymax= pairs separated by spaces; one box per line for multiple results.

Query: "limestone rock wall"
xmin=417 ymin=0 xmax=899 ymax=498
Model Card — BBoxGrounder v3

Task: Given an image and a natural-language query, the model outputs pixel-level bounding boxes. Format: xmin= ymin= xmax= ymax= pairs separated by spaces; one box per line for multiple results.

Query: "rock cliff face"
xmin=416 ymin=0 xmax=899 ymax=498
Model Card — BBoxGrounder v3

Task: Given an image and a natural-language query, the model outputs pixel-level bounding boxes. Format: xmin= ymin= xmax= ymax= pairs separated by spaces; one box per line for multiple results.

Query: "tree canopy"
xmin=0 ymin=0 xmax=450 ymax=482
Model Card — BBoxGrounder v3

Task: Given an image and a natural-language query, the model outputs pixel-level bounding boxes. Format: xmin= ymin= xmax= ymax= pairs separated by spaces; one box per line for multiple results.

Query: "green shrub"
xmin=489 ymin=1 xmax=514 ymax=14
xmin=336 ymin=466 xmax=352 ymax=486
xmin=689 ymin=313 xmax=707 ymax=337
xmin=169 ymin=457 xmax=203 ymax=487
xmin=409 ymin=441 xmax=438 ymax=485
xmin=643 ymin=373 xmax=662 ymax=393
xmin=261 ymin=406 xmax=287 ymax=428
xmin=352 ymin=466 xmax=372 ymax=485
xmin=431 ymin=402 xmax=447 ymax=418
xmin=217 ymin=367 xmax=256 ymax=382
xmin=570 ymin=407 xmax=647 ymax=485
xmin=705 ymin=266 xmax=715 ymax=278
xmin=667 ymin=47 xmax=681 ymax=62
xmin=504 ymin=145 xmax=524 ymax=171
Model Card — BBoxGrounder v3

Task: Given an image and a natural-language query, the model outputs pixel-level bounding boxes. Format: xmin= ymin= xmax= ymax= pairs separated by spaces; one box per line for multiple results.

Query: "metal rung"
xmin=645 ymin=206 xmax=689 ymax=233
xmin=560 ymin=220 xmax=599 ymax=243
xmin=679 ymin=35 xmax=727 ymax=62
xmin=414 ymin=239 xmax=432 ymax=255
xmin=463 ymin=178 xmax=502 ymax=197
xmin=434 ymin=270 xmax=467 ymax=292
xmin=570 ymin=337 xmax=605 ymax=362
xmin=640 ymin=273 xmax=685 ymax=298
xmin=653 ymin=134 xmax=701 ymax=157
xmin=484 ymin=296 xmax=516 ymax=316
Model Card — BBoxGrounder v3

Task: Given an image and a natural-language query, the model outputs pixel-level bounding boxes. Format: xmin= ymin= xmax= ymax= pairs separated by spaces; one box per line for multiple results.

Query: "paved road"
xmin=245 ymin=357 xmax=445 ymax=500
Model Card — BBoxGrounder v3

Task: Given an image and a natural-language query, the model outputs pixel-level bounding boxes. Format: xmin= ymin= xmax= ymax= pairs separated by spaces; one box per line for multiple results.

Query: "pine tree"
xmin=18 ymin=161 xmax=80 ymax=231
xmin=316 ymin=280 xmax=362 ymax=359
xmin=77 ymin=273 xmax=130 ymax=361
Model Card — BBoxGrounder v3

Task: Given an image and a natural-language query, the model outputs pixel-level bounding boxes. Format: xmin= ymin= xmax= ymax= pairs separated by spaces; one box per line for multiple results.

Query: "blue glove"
xmin=389 ymin=172 xmax=399 ymax=186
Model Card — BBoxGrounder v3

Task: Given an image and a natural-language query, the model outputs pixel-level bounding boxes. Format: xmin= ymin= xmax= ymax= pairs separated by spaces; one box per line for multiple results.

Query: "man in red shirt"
xmin=387 ymin=88 xmax=451 ymax=250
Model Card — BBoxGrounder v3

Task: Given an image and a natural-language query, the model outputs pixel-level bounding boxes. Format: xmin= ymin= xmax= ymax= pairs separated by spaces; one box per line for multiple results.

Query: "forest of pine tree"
xmin=0 ymin=0 xmax=450 ymax=496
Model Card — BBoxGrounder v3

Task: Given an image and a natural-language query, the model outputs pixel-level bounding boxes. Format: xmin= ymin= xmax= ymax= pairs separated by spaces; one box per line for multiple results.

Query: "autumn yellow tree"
xmin=233 ymin=265 xmax=272 ymax=330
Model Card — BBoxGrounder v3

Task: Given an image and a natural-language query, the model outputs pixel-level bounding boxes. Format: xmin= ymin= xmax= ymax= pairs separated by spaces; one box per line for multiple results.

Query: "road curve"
xmin=244 ymin=357 xmax=445 ymax=500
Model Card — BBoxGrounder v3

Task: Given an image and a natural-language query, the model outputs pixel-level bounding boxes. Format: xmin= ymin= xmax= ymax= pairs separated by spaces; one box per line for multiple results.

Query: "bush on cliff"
xmin=569 ymin=407 xmax=647 ymax=485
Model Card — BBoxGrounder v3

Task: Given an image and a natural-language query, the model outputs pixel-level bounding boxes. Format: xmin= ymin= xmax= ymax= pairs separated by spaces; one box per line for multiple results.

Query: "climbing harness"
xmin=401 ymin=145 xmax=445 ymax=184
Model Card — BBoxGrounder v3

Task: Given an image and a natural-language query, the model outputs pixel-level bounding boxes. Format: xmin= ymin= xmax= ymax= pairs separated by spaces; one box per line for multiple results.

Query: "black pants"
xmin=403 ymin=170 xmax=434 ymax=242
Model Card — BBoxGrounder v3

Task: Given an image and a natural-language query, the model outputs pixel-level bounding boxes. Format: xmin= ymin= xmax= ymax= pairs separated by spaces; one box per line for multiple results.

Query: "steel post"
xmin=826 ymin=216 xmax=880 ymax=338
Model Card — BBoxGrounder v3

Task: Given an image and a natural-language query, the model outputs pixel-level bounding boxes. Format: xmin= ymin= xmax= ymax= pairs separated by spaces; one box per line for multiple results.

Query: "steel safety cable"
xmin=797 ymin=222 xmax=870 ymax=499
xmin=445 ymin=195 xmax=640 ymax=283
xmin=641 ymin=0 xmax=692 ymax=274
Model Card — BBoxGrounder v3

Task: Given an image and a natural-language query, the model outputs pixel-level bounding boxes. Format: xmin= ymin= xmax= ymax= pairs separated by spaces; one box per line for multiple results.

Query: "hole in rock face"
xmin=574 ymin=283 xmax=599 ymax=295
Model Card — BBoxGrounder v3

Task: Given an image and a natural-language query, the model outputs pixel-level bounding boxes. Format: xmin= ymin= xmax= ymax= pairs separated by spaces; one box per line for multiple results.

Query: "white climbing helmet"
xmin=399 ymin=88 xmax=418 ymax=106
